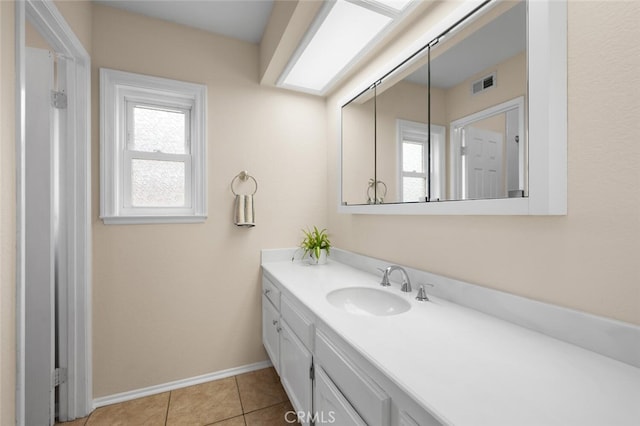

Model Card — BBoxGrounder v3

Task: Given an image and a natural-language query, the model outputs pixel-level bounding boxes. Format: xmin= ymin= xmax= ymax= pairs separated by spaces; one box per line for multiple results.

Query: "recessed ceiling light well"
xmin=374 ymin=0 xmax=415 ymax=12
xmin=278 ymin=0 xmax=416 ymax=95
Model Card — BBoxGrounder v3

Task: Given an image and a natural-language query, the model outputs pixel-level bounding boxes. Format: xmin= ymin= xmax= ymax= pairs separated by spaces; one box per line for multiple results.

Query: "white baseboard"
xmin=92 ymin=360 xmax=273 ymax=409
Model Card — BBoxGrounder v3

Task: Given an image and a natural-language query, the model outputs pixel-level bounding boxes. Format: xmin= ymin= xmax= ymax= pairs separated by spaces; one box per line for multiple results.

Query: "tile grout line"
xmin=202 ymin=413 xmax=247 ymax=426
xmin=236 ymin=374 xmax=247 ymax=426
xmin=242 ymin=400 xmax=290 ymax=416
xmin=83 ymin=408 xmax=94 ymax=425
xmin=164 ymin=391 xmax=172 ymax=426
xmin=234 ymin=375 xmax=246 ymax=414
xmin=201 ymin=376 xmax=252 ymax=426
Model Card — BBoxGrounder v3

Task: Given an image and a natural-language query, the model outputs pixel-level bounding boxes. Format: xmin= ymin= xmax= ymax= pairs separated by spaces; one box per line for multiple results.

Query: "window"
xmin=401 ymin=139 xmax=427 ymax=202
xmin=100 ymin=69 xmax=206 ymax=224
xmin=397 ymin=120 xmax=445 ymax=202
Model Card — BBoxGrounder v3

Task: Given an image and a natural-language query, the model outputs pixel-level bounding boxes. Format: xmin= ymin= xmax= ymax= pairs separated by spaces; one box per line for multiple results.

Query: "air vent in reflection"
xmin=472 ymin=72 xmax=496 ymax=94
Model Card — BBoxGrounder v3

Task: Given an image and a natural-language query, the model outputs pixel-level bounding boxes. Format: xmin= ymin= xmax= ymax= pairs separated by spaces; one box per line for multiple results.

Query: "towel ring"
xmin=231 ymin=171 xmax=258 ymax=196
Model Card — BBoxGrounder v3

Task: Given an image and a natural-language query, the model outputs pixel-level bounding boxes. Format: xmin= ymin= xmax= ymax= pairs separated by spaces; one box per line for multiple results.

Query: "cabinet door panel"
xmin=316 ymin=330 xmax=390 ymax=426
xmin=315 ymin=366 xmax=366 ymax=426
xmin=399 ymin=411 xmax=421 ymax=426
xmin=262 ymin=295 xmax=280 ymax=374
xmin=280 ymin=321 xmax=313 ymax=426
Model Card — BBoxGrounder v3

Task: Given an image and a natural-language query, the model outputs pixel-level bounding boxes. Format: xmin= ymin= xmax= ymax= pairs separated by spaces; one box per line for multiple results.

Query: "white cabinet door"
xmin=280 ymin=321 xmax=313 ymax=426
xmin=315 ymin=366 xmax=366 ymax=426
xmin=399 ymin=411 xmax=421 ymax=426
xmin=262 ymin=295 xmax=280 ymax=374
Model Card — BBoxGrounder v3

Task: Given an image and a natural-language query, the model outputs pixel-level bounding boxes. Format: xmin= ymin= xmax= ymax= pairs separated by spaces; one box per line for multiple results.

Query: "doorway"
xmin=16 ymin=1 xmax=92 ymax=424
xmin=449 ymin=96 xmax=525 ymax=200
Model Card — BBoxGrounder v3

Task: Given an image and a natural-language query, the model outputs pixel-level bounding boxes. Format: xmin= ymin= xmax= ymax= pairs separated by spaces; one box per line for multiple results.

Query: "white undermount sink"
xmin=326 ymin=287 xmax=411 ymax=316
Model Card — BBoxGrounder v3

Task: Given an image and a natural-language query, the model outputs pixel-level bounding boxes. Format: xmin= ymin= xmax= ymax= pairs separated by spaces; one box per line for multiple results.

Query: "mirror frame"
xmin=337 ymin=0 xmax=566 ymax=215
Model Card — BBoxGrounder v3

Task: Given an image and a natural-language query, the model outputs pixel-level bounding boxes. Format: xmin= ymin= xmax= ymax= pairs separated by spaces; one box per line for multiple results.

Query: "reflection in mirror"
xmin=375 ymin=54 xmax=431 ymax=204
xmin=429 ymin=0 xmax=527 ymax=200
xmin=449 ymin=97 xmax=525 ymax=200
xmin=341 ymin=0 xmax=528 ymax=205
xmin=341 ymin=86 xmax=376 ymax=205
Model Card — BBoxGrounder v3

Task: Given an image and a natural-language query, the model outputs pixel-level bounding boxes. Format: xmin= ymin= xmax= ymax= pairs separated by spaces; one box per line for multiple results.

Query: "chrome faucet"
xmin=380 ymin=265 xmax=412 ymax=292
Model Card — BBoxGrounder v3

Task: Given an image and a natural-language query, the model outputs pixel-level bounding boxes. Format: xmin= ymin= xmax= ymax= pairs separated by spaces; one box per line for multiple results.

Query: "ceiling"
xmin=406 ymin=1 xmax=526 ymax=89
xmin=94 ymin=0 xmax=275 ymax=44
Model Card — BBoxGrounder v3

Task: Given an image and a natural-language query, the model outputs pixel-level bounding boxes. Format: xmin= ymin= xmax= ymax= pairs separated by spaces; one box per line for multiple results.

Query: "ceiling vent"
xmin=471 ymin=72 xmax=496 ymax=95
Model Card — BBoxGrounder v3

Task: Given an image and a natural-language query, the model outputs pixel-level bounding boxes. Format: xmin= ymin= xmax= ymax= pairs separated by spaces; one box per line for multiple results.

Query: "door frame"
xmin=449 ymin=96 xmax=525 ymax=200
xmin=16 ymin=0 xmax=92 ymax=423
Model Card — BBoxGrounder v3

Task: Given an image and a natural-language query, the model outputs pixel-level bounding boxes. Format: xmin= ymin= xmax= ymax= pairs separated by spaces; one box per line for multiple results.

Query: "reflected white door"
xmin=25 ymin=47 xmax=55 ymax=426
xmin=464 ymin=126 xmax=503 ymax=199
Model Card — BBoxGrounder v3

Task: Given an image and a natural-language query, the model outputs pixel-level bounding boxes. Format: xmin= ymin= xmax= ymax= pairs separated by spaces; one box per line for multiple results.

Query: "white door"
xmin=25 ymin=47 xmax=56 ymax=426
xmin=463 ymin=126 xmax=504 ymax=199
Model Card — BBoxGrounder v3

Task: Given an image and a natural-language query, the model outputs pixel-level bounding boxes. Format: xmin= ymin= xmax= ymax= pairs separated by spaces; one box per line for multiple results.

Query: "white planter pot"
xmin=310 ymin=249 xmax=328 ymax=265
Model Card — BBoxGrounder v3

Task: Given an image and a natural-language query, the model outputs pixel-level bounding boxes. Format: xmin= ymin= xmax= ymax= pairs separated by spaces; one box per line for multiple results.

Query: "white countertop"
xmin=262 ymin=258 xmax=640 ymax=426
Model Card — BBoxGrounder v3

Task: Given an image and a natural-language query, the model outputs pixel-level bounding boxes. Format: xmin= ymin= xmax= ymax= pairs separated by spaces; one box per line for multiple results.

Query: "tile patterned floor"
xmin=57 ymin=367 xmax=295 ymax=426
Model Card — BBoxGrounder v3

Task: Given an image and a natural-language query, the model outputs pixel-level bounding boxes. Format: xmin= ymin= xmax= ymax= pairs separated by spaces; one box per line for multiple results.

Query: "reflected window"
xmin=401 ymin=141 xmax=426 ymax=202
xmin=397 ymin=120 xmax=445 ymax=202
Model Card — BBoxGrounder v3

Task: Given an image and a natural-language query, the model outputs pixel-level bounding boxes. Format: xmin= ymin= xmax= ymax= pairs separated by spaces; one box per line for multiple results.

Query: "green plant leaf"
xmin=298 ymin=226 xmax=331 ymax=261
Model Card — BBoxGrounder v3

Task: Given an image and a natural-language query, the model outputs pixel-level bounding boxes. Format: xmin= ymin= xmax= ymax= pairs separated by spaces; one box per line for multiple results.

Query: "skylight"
xmin=278 ymin=0 xmax=415 ymax=95
xmin=375 ymin=0 xmax=415 ymax=12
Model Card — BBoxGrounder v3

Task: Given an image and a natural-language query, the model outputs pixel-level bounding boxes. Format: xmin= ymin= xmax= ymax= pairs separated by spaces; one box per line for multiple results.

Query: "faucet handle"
xmin=415 ymin=283 xmax=433 ymax=302
xmin=376 ymin=267 xmax=391 ymax=287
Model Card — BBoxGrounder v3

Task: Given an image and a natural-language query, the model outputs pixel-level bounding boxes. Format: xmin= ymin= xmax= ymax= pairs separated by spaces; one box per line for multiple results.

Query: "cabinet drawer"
xmin=315 ymin=329 xmax=390 ymax=426
xmin=281 ymin=295 xmax=314 ymax=351
xmin=262 ymin=274 xmax=280 ymax=309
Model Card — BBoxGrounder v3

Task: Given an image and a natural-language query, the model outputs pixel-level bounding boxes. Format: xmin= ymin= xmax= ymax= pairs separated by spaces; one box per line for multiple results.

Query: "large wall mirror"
xmin=340 ymin=0 xmax=566 ymax=215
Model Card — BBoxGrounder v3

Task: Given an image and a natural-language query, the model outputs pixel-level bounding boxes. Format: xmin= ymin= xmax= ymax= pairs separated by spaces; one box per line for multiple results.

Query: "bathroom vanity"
xmin=261 ymin=249 xmax=640 ymax=426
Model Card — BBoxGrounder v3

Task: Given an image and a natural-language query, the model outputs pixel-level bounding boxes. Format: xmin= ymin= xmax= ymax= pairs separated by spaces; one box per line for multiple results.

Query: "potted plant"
xmin=298 ymin=226 xmax=331 ymax=265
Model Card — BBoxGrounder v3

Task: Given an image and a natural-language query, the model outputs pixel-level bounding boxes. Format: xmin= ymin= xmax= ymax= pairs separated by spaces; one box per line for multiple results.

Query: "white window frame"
xmin=396 ymin=119 xmax=446 ymax=202
xmin=100 ymin=68 xmax=207 ymax=224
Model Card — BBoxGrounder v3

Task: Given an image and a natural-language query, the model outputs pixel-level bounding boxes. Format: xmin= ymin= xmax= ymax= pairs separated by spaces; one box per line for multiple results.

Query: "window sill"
xmin=100 ymin=215 xmax=207 ymax=225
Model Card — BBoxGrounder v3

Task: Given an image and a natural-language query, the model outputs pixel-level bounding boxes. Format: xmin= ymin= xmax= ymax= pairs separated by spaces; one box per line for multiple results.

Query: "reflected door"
xmin=464 ymin=126 xmax=503 ymax=199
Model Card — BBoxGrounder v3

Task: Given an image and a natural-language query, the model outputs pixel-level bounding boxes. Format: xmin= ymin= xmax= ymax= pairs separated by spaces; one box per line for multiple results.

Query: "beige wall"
xmin=91 ymin=5 xmax=327 ymax=397
xmin=328 ymin=1 xmax=640 ymax=326
xmin=1 ymin=1 xmax=16 ymax=423
xmin=444 ymin=52 xmax=526 ymax=125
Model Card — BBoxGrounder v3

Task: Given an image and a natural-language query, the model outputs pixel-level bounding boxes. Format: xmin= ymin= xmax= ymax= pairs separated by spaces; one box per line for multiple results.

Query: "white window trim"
xmin=100 ymin=68 xmax=207 ymax=224
xmin=396 ymin=119 xmax=446 ymax=202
